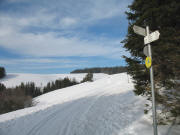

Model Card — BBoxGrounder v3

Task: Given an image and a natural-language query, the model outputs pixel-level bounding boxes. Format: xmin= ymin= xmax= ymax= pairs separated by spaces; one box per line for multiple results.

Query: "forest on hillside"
xmin=71 ymin=66 xmax=127 ymax=74
xmin=0 ymin=73 xmax=93 ymax=114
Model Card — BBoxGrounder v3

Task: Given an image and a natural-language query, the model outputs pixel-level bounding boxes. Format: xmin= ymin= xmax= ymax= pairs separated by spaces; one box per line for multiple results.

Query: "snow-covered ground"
xmin=0 ymin=73 xmax=108 ymax=87
xmin=0 ymin=73 xmax=179 ymax=135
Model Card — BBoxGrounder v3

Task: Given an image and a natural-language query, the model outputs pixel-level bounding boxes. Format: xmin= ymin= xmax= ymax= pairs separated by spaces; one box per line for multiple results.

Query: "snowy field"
xmin=0 ymin=73 xmax=108 ymax=87
xmin=0 ymin=73 xmax=179 ymax=135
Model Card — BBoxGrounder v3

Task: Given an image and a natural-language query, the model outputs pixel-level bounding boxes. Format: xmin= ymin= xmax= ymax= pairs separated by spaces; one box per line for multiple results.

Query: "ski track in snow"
xmin=0 ymin=73 xmax=179 ymax=135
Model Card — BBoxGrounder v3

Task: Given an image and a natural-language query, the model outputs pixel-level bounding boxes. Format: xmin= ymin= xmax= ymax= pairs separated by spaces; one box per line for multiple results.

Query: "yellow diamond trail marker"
xmin=145 ymin=57 xmax=152 ymax=68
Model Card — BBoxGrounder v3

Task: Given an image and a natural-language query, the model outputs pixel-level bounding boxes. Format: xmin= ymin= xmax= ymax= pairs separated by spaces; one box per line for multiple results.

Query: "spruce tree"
xmin=0 ymin=67 xmax=6 ymax=79
xmin=123 ymin=0 xmax=180 ymax=94
xmin=81 ymin=73 xmax=93 ymax=83
xmin=0 ymin=83 xmax=6 ymax=92
xmin=123 ymin=0 xmax=180 ymax=120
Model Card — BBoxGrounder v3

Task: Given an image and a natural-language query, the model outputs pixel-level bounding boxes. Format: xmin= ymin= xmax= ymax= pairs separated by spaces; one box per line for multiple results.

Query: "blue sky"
xmin=0 ymin=0 xmax=132 ymax=74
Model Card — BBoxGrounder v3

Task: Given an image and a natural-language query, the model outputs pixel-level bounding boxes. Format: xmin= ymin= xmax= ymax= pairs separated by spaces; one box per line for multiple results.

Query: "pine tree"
xmin=123 ymin=0 xmax=180 ymax=120
xmin=0 ymin=67 xmax=6 ymax=79
xmin=123 ymin=0 xmax=180 ymax=94
xmin=0 ymin=83 xmax=6 ymax=92
xmin=81 ymin=73 xmax=93 ymax=82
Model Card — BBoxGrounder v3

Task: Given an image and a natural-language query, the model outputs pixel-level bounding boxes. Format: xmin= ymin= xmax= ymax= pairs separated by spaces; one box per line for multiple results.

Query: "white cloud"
xmin=6 ymin=0 xmax=26 ymax=3
xmin=0 ymin=57 xmax=90 ymax=71
xmin=0 ymin=0 xmax=131 ymax=59
xmin=88 ymin=0 xmax=128 ymax=20
xmin=0 ymin=8 xmax=56 ymax=28
xmin=0 ymin=28 xmax=125 ymax=57
xmin=59 ymin=17 xmax=77 ymax=28
xmin=21 ymin=64 xmax=81 ymax=70
xmin=1 ymin=0 xmax=131 ymax=29
xmin=0 ymin=58 xmax=64 ymax=65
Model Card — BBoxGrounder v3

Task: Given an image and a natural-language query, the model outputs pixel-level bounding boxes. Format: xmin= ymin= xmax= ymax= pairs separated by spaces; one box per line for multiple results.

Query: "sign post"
xmin=146 ymin=26 xmax=158 ymax=135
xmin=133 ymin=25 xmax=159 ymax=135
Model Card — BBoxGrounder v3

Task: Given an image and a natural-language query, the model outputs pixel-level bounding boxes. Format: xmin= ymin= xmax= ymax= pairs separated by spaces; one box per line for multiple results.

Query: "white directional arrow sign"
xmin=144 ymin=30 xmax=160 ymax=45
xmin=133 ymin=25 xmax=146 ymax=36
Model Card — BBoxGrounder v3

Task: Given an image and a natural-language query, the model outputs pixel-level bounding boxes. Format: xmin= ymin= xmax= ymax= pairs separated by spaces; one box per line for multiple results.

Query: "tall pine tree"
xmin=123 ymin=0 xmax=180 ymax=119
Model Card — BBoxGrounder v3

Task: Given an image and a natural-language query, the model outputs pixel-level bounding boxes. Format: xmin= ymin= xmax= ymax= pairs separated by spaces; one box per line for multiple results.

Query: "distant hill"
xmin=71 ymin=66 xmax=127 ymax=74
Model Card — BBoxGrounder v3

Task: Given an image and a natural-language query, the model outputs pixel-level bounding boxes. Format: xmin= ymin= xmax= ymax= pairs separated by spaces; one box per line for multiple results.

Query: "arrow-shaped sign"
xmin=144 ymin=30 xmax=160 ymax=45
xmin=133 ymin=25 xmax=146 ymax=36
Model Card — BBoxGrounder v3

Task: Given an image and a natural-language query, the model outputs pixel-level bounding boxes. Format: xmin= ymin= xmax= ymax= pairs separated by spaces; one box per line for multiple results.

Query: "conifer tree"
xmin=0 ymin=83 xmax=6 ymax=92
xmin=123 ymin=0 xmax=180 ymax=119
xmin=123 ymin=0 xmax=180 ymax=94
xmin=81 ymin=73 xmax=93 ymax=82
xmin=0 ymin=67 xmax=6 ymax=78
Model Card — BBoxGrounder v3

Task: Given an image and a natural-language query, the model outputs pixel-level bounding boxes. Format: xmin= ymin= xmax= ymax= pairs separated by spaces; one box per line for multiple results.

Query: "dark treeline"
xmin=43 ymin=77 xmax=78 ymax=93
xmin=0 ymin=67 xmax=6 ymax=79
xmin=71 ymin=66 xmax=127 ymax=74
xmin=0 ymin=78 xmax=77 ymax=114
xmin=0 ymin=83 xmax=33 ymax=114
xmin=44 ymin=73 xmax=94 ymax=93
xmin=0 ymin=74 xmax=93 ymax=114
xmin=17 ymin=82 xmax=42 ymax=98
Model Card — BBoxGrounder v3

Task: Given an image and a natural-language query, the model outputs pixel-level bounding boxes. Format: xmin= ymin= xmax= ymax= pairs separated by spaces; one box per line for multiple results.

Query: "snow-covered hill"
xmin=0 ymin=73 xmax=179 ymax=135
xmin=0 ymin=73 xmax=108 ymax=87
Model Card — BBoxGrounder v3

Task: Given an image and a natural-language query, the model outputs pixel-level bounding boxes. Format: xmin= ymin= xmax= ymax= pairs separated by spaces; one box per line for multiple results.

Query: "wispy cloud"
xmin=0 ymin=0 xmax=132 ymax=73
xmin=1 ymin=0 xmax=130 ymax=29
xmin=0 ymin=23 xmax=128 ymax=57
xmin=0 ymin=57 xmax=89 ymax=71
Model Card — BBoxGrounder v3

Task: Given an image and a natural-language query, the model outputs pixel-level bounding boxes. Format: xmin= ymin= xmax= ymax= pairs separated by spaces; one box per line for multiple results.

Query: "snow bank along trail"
xmin=0 ymin=73 xmax=179 ymax=135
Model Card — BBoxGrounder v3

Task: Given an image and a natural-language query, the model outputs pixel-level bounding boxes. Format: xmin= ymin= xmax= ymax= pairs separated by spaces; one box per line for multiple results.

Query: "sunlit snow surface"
xmin=0 ymin=73 xmax=179 ymax=135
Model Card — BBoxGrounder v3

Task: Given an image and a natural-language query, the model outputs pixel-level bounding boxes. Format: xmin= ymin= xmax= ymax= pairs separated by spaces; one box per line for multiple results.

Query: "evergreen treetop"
xmin=123 ymin=0 xmax=180 ymax=121
xmin=123 ymin=0 xmax=180 ymax=93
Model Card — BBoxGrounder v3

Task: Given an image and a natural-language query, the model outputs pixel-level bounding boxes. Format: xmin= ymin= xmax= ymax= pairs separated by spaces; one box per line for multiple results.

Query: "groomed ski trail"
xmin=1 ymin=73 xmax=178 ymax=135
